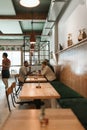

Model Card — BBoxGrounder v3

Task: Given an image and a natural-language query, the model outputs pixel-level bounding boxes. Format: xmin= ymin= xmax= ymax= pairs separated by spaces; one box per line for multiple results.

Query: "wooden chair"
xmin=11 ymin=82 xmax=34 ymax=106
xmin=14 ymin=74 xmax=23 ymax=96
xmin=11 ymin=81 xmax=22 ymax=104
xmin=6 ymin=82 xmax=23 ymax=111
xmin=11 ymin=82 xmax=18 ymax=97
xmin=6 ymin=81 xmax=44 ymax=111
xmin=5 ymin=86 xmax=15 ymax=111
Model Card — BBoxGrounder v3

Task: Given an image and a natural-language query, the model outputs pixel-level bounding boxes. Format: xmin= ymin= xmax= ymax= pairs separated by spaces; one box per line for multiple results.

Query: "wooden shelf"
xmin=57 ymin=38 xmax=87 ymax=54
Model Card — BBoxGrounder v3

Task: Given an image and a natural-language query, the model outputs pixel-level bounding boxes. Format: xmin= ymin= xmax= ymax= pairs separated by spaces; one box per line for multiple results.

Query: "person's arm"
xmin=7 ymin=60 xmax=11 ymax=68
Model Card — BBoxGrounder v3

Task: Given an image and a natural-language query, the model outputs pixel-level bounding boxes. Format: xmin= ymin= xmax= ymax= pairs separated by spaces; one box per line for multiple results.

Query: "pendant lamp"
xmin=30 ymin=21 xmax=36 ymax=44
xmin=20 ymin=0 xmax=40 ymax=8
xmin=30 ymin=31 xmax=36 ymax=44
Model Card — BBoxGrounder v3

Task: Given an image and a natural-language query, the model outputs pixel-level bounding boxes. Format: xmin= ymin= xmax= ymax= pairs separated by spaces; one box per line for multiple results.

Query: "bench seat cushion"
xmin=58 ymin=98 xmax=87 ymax=129
xmin=51 ymin=81 xmax=83 ymax=99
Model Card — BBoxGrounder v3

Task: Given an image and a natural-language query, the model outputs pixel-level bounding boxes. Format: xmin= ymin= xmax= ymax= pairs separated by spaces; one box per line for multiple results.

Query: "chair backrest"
xmin=11 ymin=82 xmax=16 ymax=89
xmin=14 ymin=74 xmax=23 ymax=96
xmin=6 ymin=86 xmax=13 ymax=96
xmin=14 ymin=74 xmax=23 ymax=87
xmin=11 ymin=80 xmax=22 ymax=97
xmin=6 ymin=84 xmax=15 ymax=111
xmin=14 ymin=74 xmax=19 ymax=82
xmin=11 ymin=81 xmax=19 ymax=97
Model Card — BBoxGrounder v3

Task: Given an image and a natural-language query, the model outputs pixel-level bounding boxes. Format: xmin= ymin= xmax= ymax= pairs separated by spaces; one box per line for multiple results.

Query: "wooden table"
xmin=25 ymin=76 xmax=47 ymax=83
xmin=19 ymin=83 xmax=60 ymax=100
xmin=2 ymin=109 xmax=85 ymax=130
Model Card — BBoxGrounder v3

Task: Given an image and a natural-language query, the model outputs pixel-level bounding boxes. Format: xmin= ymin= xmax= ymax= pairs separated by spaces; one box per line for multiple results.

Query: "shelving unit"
xmin=58 ymin=38 xmax=87 ymax=54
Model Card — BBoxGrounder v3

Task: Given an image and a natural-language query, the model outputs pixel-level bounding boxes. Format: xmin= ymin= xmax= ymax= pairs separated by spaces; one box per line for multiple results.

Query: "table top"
xmin=2 ymin=109 xmax=85 ymax=130
xmin=25 ymin=76 xmax=47 ymax=83
xmin=19 ymin=83 xmax=60 ymax=100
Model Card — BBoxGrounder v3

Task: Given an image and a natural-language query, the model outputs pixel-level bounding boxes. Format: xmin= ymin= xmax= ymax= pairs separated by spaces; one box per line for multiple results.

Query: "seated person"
xmin=18 ymin=61 xmax=30 ymax=83
xmin=41 ymin=61 xmax=56 ymax=82
xmin=44 ymin=59 xmax=54 ymax=72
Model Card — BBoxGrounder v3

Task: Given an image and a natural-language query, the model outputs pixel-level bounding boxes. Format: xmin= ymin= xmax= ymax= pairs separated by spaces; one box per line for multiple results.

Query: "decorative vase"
xmin=82 ymin=28 xmax=86 ymax=39
xmin=67 ymin=33 xmax=73 ymax=47
xmin=78 ymin=30 xmax=83 ymax=41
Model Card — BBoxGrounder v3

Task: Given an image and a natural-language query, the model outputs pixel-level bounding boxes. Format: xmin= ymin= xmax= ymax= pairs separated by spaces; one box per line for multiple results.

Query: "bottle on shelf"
xmin=78 ymin=29 xmax=83 ymax=41
xmin=82 ymin=28 xmax=86 ymax=39
xmin=67 ymin=33 xmax=73 ymax=47
xmin=59 ymin=44 xmax=63 ymax=50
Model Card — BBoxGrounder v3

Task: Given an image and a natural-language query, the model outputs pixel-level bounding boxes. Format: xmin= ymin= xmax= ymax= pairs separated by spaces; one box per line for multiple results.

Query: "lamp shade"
xmin=20 ymin=0 xmax=40 ymax=8
xmin=30 ymin=43 xmax=35 ymax=49
xmin=30 ymin=32 xmax=36 ymax=44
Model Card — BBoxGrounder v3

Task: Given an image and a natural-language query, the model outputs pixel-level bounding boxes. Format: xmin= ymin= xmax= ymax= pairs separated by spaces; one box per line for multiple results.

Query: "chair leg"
xmin=7 ymin=97 xmax=11 ymax=111
xmin=14 ymin=85 xmax=22 ymax=98
xmin=11 ymin=94 xmax=16 ymax=107
xmin=6 ymin=92 xmax=11 ymax=111
xmin=16 ymin=86 xmax=21 ymax=94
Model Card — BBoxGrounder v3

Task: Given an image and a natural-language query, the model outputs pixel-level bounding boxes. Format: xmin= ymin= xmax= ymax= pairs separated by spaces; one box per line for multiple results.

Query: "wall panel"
xmin=58 ymin=41 xmax=87 ymax=97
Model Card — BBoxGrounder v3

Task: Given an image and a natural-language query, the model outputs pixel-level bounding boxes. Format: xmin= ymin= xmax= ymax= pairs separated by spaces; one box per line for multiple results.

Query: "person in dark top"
xmin=44 ymin=59 xmax=54 ymax=72
xmin=2 ymin=52 xmax=11 ymax=89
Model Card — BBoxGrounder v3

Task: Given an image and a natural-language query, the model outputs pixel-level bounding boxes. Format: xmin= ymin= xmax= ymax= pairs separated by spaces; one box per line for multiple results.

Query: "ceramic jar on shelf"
xmin=67 ymin=33 xmax=73 ymax=47
xmin=78 ymin=28 xmax=87 ymax=42
xmin=78 ymin=29 xmax=83 ymax=41
xmin=82 ymin=28 xmax=86 ymax=39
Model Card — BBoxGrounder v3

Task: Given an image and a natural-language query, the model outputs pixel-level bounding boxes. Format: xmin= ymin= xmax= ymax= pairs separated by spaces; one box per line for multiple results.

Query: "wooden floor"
xmin=0 ymin=77 xmax=60 ymax=128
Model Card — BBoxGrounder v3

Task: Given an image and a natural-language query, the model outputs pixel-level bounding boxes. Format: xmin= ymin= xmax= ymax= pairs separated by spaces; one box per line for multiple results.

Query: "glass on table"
xmin=40 ymin=117 xmax=49 ymax=127
xmin=39 ymin=105 xmax=49 ymax=127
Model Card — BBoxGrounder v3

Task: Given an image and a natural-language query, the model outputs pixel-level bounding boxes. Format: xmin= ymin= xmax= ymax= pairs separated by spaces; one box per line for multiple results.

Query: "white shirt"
xmin=41 ymin=65 xmax=56 ymax=81
xmin=18 ymin=66 xmax=28 ymax=82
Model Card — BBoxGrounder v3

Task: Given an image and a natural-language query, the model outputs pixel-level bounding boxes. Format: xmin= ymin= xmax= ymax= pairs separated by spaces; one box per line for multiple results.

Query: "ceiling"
xmin=0 ymin=0 xmax=71 ymax=43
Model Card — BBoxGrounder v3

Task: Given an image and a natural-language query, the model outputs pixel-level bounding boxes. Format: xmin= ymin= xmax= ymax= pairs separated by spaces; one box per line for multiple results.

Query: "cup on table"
xmin=40 ymin=117 xmax=49 ymax=127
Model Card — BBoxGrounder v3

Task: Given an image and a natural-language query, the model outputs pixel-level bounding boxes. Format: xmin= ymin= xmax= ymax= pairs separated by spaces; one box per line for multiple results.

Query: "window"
xmin=0 ymin=51 xmax=21 ymax=73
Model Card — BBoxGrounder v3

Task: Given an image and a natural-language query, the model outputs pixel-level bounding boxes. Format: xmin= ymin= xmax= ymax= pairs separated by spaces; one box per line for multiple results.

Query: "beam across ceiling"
xmin=0 ymin=13 xmax=47 ymax=20
xmin=0 ymin=31 xmax=42 ymax=36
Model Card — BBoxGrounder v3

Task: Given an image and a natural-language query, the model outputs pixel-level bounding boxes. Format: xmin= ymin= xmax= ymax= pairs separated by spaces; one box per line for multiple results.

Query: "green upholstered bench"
xmin=58 ymin=98 xmax=87 ymax=129
xmin=51 ymin=81 xmax=87 ymax=129
xmin=51 ymin=81 xmax=83 ymax=99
